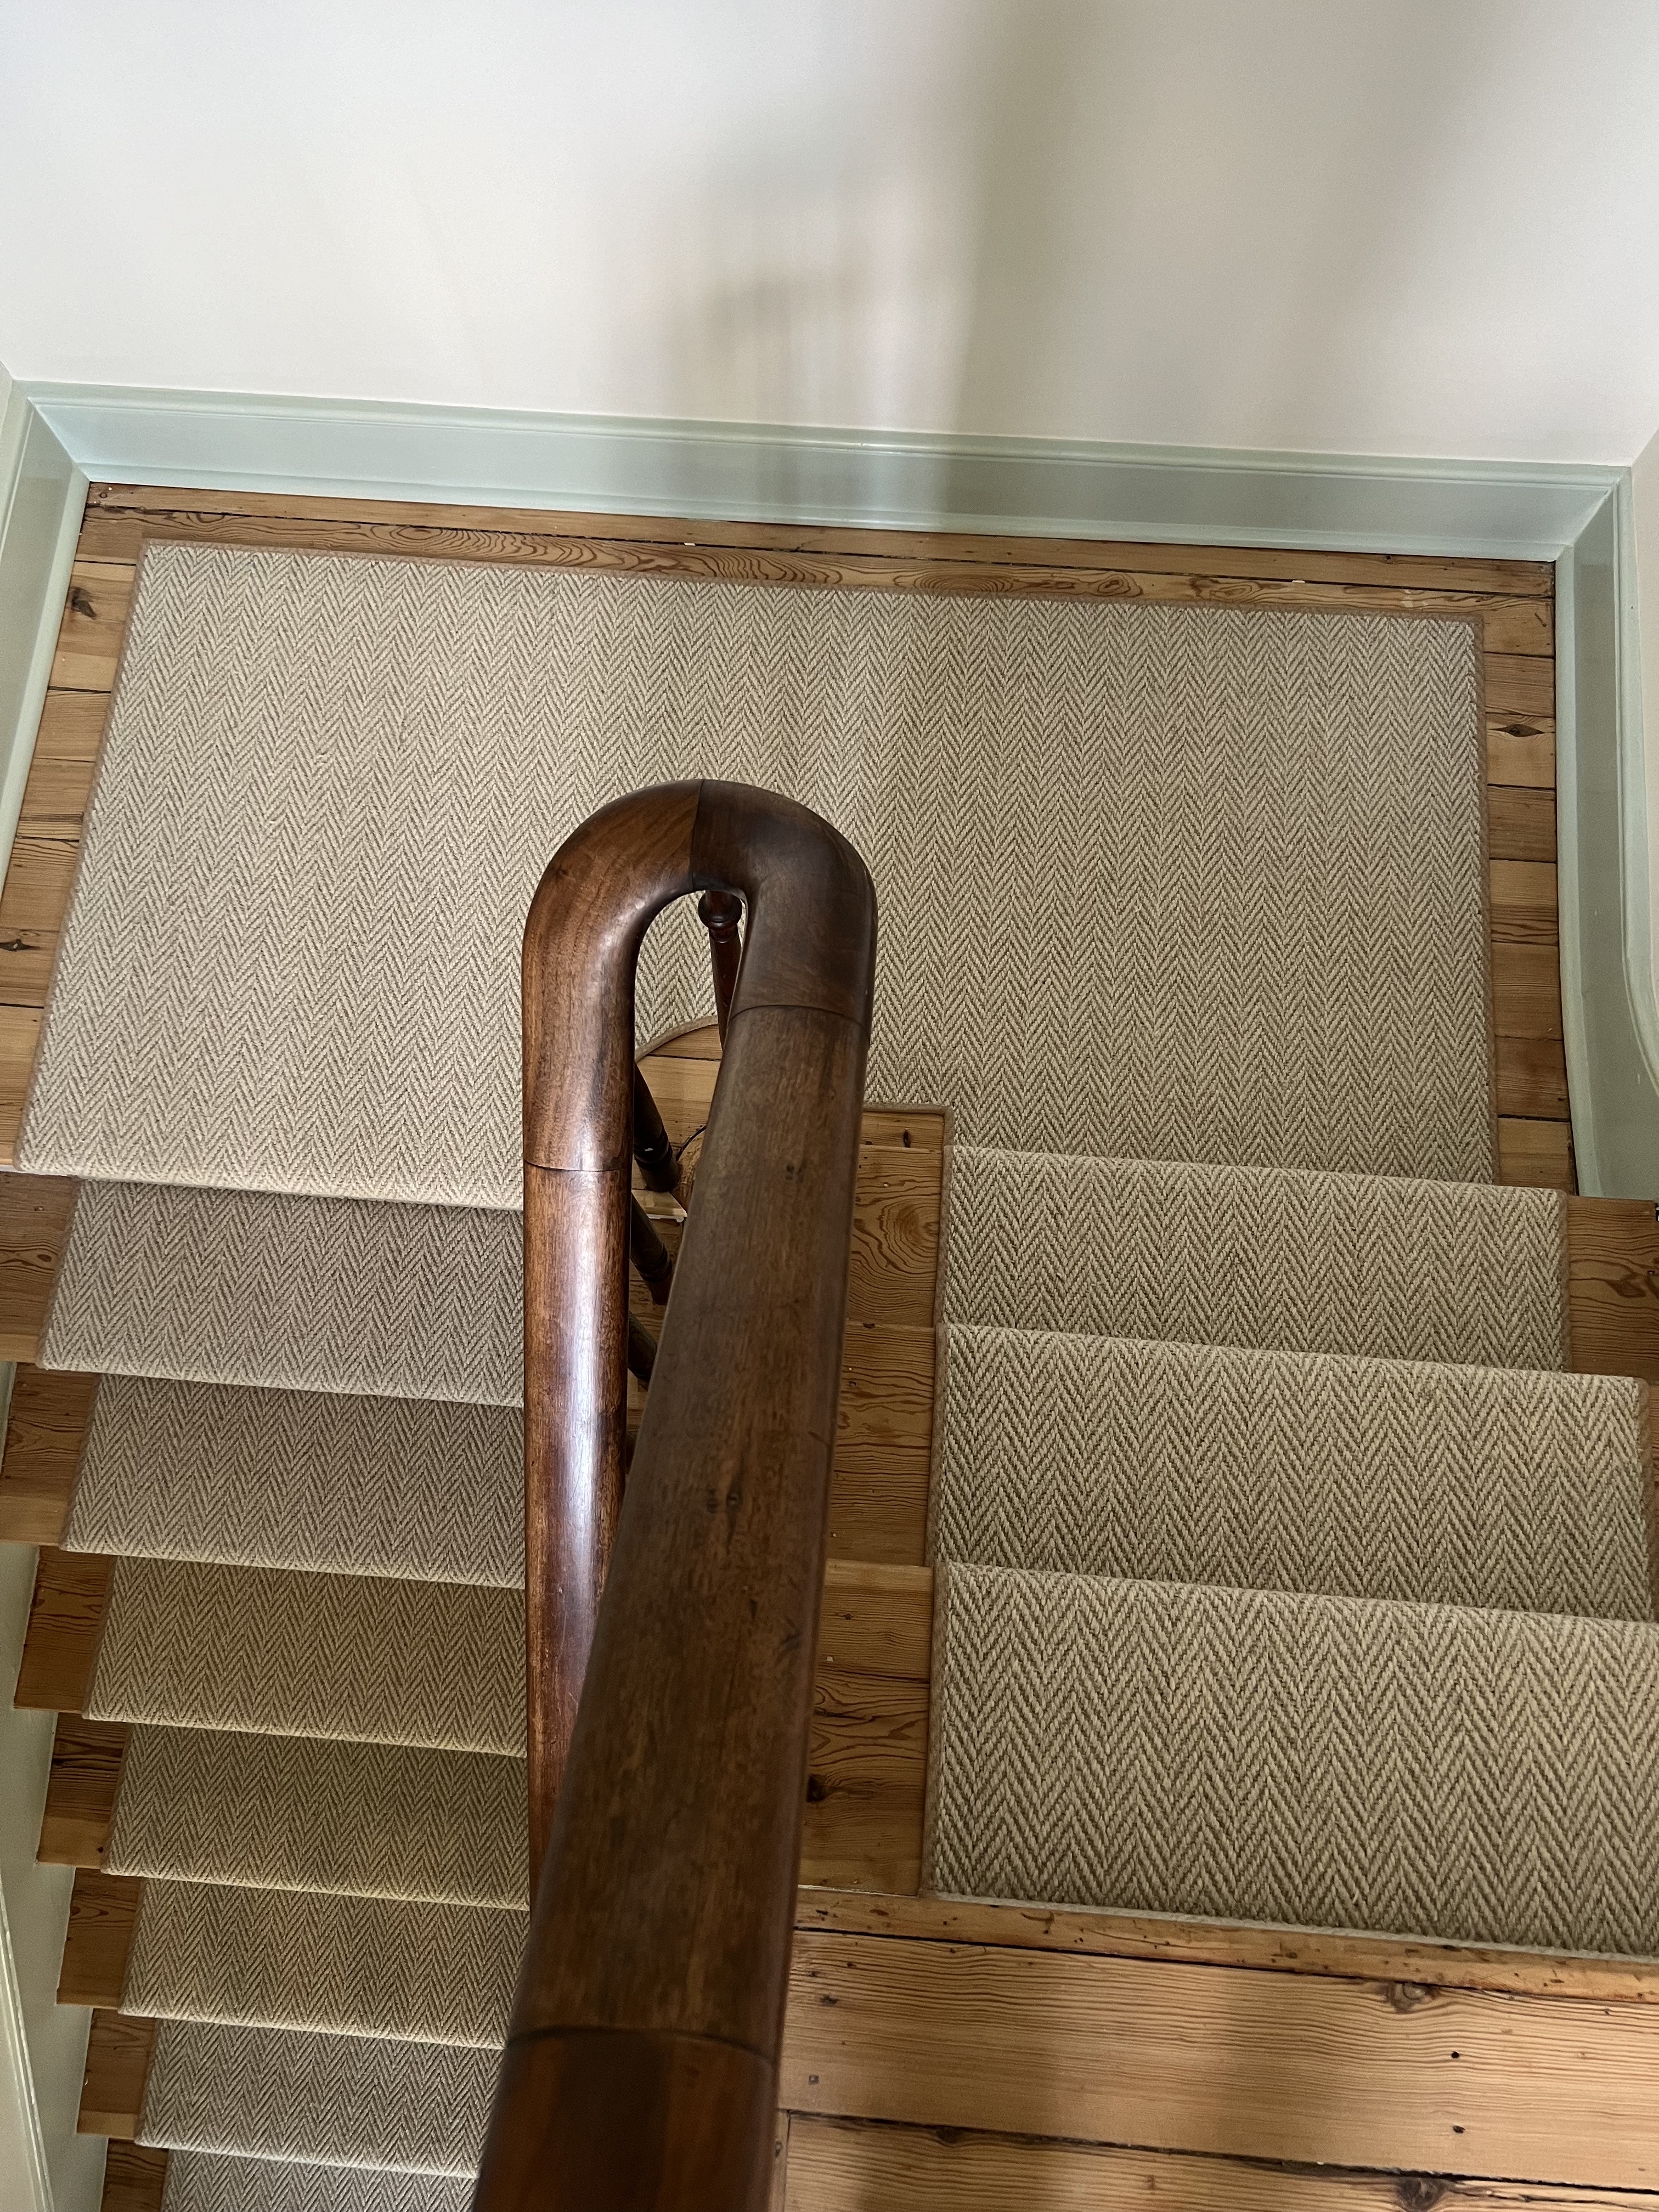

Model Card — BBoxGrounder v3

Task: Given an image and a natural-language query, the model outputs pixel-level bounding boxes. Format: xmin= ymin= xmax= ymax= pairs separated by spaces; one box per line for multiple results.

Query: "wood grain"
xmin=782 ymin=2113 xmax=1659 ymax=2211
xmin=78 ymin=2010 xmax=154 ymax=2137
xmin=791 ymin=1888 xmax=1659 ymax=2005
xmin=0 ymin=1172 xmax=75 ymax=1359
xmin=13 ymin=1549 xmax=111 ymax=1711
xmin=100 ymin=2143 xmax=168 ymax=2212
xmin=58 ymin=1869 xmax=139 ymax=2007
xmin=1497 ymin=1115 xmax=1573 ymax=1190
xmin=82 ymin=483 xmax=1555 ymax=594
xmin=778 ymin=1931 xmax=1659 ymax=2191
xmin=50 ymin=563 xmax=134 ymax=693
xmin=37 ymin=1715 xmax=128 ymax=1866
xmin=1484 ymin=652 xmax=1554 ymax=720
xmin=0 ymin=1364 xmax=94 ymax=1543
xmin=1567 ymin=1196 xmax=1659 ymax=1379
xmin=1487 ymin=785 xmax=1556 ymax=862
xmin=1494 ymin=1033 xmax=1570 ymax=1119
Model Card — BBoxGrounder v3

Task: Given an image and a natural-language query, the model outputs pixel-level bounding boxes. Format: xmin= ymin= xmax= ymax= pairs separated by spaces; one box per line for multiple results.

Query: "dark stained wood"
xmin=488 ymin=780 xmax=876 ymax=2211
xmin=629 ymin=1195 xmax=675 ymax=1305
xmin=632 ymin=1068 xmax=679 ymax=1193
xmin=38 ymin=1715 xmax=128 ymax=1865
xmin=14 ymin=1548 xmax=111 ymax=1711
xmin=627 ymin=1311 xmax=658 ymax=1386
xmin=0 ymin=1364 xmax=95 ymax=1544
xmin=698 ymin=889 xmax=744 ymax=1041
xmin=101 ymin=2143 xmax=168 ymax=2212
xmin=58 ymin=1870 xmax=140 ymax=2006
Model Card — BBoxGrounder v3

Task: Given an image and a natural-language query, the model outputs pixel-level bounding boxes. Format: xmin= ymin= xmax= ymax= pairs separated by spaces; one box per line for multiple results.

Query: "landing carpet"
xmin=19 ymin=543 xmax=1493 ymax=1203
xmin=933 ymin=1327 xmax=1653 ymax=1616
xmin=926 ymin=1566 xmax=1659 ymax=1954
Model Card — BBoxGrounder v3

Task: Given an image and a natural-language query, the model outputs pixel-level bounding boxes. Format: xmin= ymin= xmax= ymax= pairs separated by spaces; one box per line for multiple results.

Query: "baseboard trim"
xmin=8 ymin=380 xmax=1656 ymax=1190
xmin=0 ymin=391 xmax=86 ymax=891
xmin=21 ymin=381 xmax=1621 ymax=562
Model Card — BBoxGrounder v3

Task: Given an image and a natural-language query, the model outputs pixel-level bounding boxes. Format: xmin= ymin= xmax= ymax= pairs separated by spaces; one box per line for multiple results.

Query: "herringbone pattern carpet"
xmin=41 ymin=1182 xmax=523 ymax=1403
xmin=942 ymin=1149 xmax=1569 ymax=1369
xmin=66 ymin=1376 xmax=521 ymax=1585
xmin=160 ymin=2157 xmax=470 ymax=2212
xmin=933 ymin=1327 xmax=1654 ymax=1616
xmin=126 ymin=1883 xmax=523 ymax=2046
xmin=926 ymin=1566 xmax=1659 ymax=1954
xmin=140 ymin=2022 xmax=494 ymax=2174
xmin=40 ymin=1156 xmax=1572 ymax=1402
xmin=107 ymin=1730 xmax=526 ymax=1908
xmin=19 ymin=544 xmax=1492 ymax=1202
xmin=88 ymin=1560 xmax=522 ymax=1752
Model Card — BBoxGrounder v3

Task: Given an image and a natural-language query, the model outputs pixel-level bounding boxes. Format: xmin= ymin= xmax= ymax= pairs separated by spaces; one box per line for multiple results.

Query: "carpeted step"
xmin=41 ymin=1182 xmax=522 ymax=1404
xmin=160 ymin=2155 xmax=471 ymax=2212
xmin=140 ymin=2021 xmax=493 ymax=2176
xmin=941 ymin=1147 xmax=1568 ymax=1369
xmin=933 ymin=1327 xmax=1654 ymax=1617
xmin=125 ymin=1882 xmax=522 ymax=2047
xmin=108 ymin=1729 xmax=526 ymax=1908
xmin=88 ymin=1560 xmax=520 ymax=1753
xmin=927 ymin=1565 xmax=1659 ymax=1955
xmin=19 ymin=544 xmax=1494 ymax=1207
xmin=63 ymin=1376 xmax=521 ymax=1587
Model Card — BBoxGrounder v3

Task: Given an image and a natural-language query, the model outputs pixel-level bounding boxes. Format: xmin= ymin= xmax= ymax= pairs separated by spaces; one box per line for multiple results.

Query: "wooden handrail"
xmin=474 ymin=779 xmax=876 ymax=2210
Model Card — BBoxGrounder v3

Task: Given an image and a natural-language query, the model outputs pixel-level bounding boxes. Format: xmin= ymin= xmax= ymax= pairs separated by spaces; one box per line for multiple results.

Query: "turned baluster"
xmin=698 ymin=889 xmax=743 ymax=1041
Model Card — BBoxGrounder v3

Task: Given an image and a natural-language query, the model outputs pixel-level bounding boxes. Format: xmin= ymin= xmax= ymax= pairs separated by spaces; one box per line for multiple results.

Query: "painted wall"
xmin=1 ymin=0 xmax=1656 ymax=466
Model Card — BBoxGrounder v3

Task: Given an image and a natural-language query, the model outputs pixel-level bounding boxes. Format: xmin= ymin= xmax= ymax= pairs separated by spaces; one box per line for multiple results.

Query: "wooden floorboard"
xmin=778 ymin=1930 xmax=1659 ymax=2193
xmin=0 ymin=1364 xmax=95 ymax=1544
xmin=781 ymin=2113 xmax=1659 ymax=2211
xmin=79 ymin=2010 xmax=154 ymax=2138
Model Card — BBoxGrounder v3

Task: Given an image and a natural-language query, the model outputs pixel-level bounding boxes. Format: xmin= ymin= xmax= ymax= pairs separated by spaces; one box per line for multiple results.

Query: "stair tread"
xmin=65 ymin=1376 xmax=522 ymax=1588
xmin=89 ymin=1560 xmax=522 ymax=1754
xmin=935 ymin=1324 xmax=1653 ymax=1617
xmin=108 ymin=1729 xmax=526 ymax=1908
xmin=126 ymin=1883 xmax=521 ymax=2048
xmin=159 ymin=2154 xmax=471 ymax=2212
xmin=943 ymin=1148 xmax=1568 ymax=1370
xmin=928 ymin=1566 xmax=1659 ymax=1957
xmin=141 ymin=2021 xmax=491 ymax=2177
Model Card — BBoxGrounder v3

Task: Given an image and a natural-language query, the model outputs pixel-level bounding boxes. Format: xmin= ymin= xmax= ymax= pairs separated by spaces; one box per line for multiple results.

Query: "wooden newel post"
xmin=481 ymin=778 xmax=875 ymax=2211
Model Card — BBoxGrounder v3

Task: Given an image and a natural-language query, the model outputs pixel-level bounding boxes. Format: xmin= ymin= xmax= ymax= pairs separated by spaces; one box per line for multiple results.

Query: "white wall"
xmin=1 ymin=0 xmax=1656 ymax=466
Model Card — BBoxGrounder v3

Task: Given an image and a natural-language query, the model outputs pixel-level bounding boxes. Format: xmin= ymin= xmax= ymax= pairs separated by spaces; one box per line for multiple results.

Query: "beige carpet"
xmin=107 ymin=1729 xmax=526 ymax=1909
xmin=19 ymin=543 xmax=1493 ymax=1203
xmin=933 ymin=1326 xmax=1654 ymax=1616
xmin=87 ymin=1560 xmax=522 ymax=1753
xmin=942 ymin=1148 xmax=1569 ymax=1370
xmin=159 ymin=2156 xmax=470 ymax=2212
xmin=926 ymin=1565 xmax=1659 ymax=1955
xmin=140 ymin=2022 xmax=493 ymax=2176
xmin=125 ymin=1883 xmax=522 ymax=2048
xmin=65 ymin=1376 xmax=522 ymax=1586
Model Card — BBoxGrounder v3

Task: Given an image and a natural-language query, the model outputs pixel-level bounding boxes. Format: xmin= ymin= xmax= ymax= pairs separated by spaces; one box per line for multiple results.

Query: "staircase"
xmin=8 ymin=485 xmax=1659 ymax=2209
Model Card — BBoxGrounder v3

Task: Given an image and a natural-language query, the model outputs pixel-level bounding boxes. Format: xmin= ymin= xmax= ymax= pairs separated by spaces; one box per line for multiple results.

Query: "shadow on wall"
xmin=618 ymin=0 xmax=1540 ymax=488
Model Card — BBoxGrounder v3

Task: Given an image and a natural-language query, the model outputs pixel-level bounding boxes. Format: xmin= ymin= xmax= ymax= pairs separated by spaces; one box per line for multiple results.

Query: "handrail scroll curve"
xmin=474 ymin=779 xmax=877 ymax=2210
